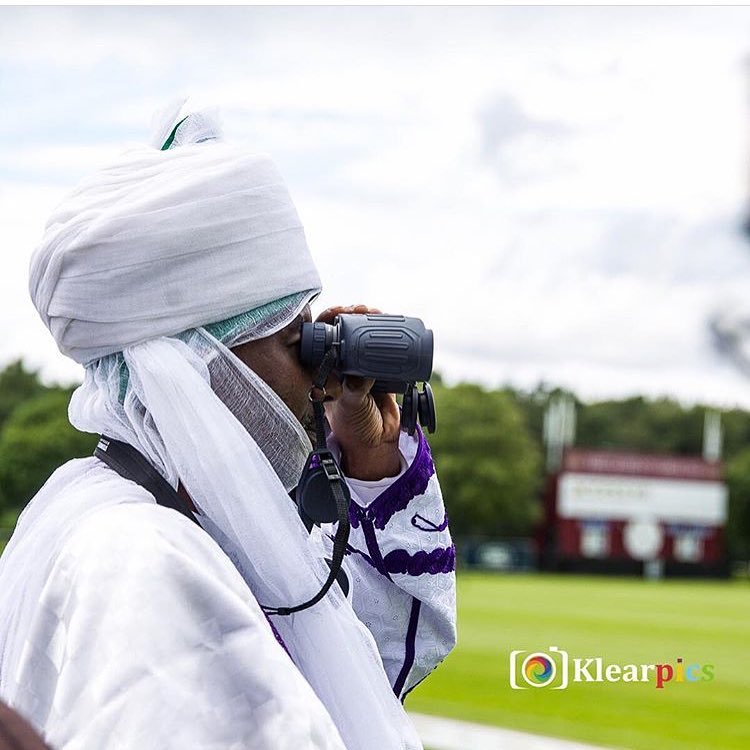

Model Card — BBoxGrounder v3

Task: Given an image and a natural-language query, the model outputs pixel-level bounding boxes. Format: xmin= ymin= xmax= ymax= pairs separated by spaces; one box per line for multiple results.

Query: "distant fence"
xmin=457 ymin=538 xmax=536 ymax=572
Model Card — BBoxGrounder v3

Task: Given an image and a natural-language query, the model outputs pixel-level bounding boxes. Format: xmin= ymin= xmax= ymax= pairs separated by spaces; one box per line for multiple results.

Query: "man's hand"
xmin=316 ymin=305 xmax=402 ymax=481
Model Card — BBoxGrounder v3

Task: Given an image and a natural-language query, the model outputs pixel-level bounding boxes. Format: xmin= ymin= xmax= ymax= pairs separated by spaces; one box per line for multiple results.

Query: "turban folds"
xmin=30 ymin=141 xmax=321 ymax=364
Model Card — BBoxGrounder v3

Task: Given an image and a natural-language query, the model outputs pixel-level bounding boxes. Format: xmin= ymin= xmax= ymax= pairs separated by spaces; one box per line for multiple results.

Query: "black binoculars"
xmin=300 ymin=313 xmax=436 ymax=435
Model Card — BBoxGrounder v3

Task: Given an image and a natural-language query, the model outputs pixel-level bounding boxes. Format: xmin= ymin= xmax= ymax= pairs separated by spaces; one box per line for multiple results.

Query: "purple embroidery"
xmin=348 ymin=500 xmax=362 ymax=529
xmin=263 ymin=612 xmax=293 ymax=660
xmin=345 ymin=542 xmax=374 ymax=568
xmin=348 ymin=428 xmax=435 ymax=531
xmin=411 ymin=511 xmax=449 ymax=532
xmin=334 ymin=531 xmax=454 ymax=577
xmin=361 ymin=514 xmax=392 ymax=579
xmin=326 ymin=532 xmax=379 ymax=572
xmin=383 ymin=545 xmax=456 ymax=576
xmin=393 ymin=597 xmax=421 ymax=698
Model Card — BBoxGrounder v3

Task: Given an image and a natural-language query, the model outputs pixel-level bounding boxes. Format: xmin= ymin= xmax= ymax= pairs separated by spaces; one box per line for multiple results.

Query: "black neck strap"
xmin=309 ymin=347 xmax=338 ymax=450
xmin=95 ymin=436 xmax=198 ymax=525
xmin=262 ymin=347 xmax=351 ymax=616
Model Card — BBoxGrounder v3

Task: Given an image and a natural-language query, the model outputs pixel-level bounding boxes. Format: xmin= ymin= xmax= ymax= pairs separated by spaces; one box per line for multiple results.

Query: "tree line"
xmin=0 ymin=361 xmax=749 ymax=559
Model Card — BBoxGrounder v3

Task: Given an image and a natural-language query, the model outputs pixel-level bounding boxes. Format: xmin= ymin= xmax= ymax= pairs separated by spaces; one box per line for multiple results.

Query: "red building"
xmin=537 ymin=447 xmax=729 ymax=577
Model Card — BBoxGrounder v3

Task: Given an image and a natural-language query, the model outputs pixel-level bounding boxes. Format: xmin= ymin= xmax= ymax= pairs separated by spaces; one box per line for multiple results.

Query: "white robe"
xmin=0 ymin=431 xmax=455 ymax=749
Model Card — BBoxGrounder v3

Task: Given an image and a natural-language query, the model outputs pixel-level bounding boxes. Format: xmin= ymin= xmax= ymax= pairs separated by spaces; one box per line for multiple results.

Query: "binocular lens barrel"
xmin=300 ymin=314 xmax=434 ymax=390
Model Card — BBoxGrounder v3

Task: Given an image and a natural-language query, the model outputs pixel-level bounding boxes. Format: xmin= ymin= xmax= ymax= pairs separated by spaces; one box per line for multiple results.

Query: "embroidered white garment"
xmin=323 ymin=430 xmax=456 ymax=698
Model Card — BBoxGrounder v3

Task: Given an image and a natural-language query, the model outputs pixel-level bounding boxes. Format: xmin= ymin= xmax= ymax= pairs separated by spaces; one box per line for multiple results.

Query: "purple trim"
xmin=383 ymin=545 xmax=456 ymax=576
xmin=347 ymin=507 xmax=454 ymax=577
xmin=263 ymin=612 xmax=292 ymax=660
xmin=348 ymin=499 xmax=362 ymax=529
xmin=332 ymin=535 xmax=454 ymax=577
xmin=393 ymin=597 xmax=421 ymax=697
xmin=411 ymin=511 xmax=449 ymax=532
xmin=344 ymin=543 xmax=375 ymax=569
xmin=360 ymin=516 xmax=392 ymax=579
xmin=326 ymin=532 xmax=380 ymax=571
xmin=348 ymin=428 xmax=435 ymax=531
xmin=346 ymin=506 xmax=393 ymax=578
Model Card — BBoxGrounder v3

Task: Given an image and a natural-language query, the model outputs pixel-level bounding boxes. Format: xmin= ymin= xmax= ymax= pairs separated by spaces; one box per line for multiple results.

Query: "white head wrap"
xmin=11 ymin=105 xmax=422 ymax=749
xmin=29 ymin=105 xmax=321 ymax=365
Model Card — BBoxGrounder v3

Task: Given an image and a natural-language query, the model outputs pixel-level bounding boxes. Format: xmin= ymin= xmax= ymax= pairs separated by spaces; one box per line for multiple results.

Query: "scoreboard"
xmin=538 ymin=448 xmax=729 ymax=576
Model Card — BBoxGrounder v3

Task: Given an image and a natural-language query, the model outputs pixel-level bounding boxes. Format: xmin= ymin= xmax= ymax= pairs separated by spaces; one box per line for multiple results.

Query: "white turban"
xmin=29 ymin=124 xmax=321 ymax=364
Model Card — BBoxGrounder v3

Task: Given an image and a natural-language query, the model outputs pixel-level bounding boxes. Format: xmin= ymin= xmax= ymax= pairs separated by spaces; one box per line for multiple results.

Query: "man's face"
xmin=230 ymin=305 xmax=318 ymax=434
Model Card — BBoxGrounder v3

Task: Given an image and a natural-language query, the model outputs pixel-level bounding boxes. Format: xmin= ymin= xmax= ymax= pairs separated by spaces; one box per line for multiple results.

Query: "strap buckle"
xmin=320 ymin=454 xmax=343 ymax=483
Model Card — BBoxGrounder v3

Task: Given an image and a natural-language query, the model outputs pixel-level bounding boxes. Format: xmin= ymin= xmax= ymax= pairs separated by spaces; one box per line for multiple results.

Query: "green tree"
xmin=0 ymin=360 xmax=46 ymax=432
xmin=719 ymin=408 xmax=750 ymax=461
xmin=575 ymin=397 xmax=704 ymax=455
xmin=428 ymin=383 xmax=541 ymax=537
xmin=0 ymin=389 xmax=97 ymax=511
xmin=725 ymin=447 xmax=750 ymax=560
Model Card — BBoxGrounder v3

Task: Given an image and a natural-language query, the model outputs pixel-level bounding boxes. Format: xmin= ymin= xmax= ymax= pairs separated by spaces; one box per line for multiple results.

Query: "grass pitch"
xmin=406 ymin=571 xmax=750 ymax=750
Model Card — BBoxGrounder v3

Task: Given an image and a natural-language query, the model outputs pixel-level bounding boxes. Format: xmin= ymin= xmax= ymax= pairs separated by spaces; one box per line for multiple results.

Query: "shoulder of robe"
xmin=55 ymin=500 xmax=250 ymax=599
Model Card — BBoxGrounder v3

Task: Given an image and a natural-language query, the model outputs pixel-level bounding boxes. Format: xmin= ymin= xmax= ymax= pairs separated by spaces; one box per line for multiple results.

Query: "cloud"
xmin=2 ymin=6 xmax=750 ymax=408
xmin=478 ymin=93 xmax=572 ymax=173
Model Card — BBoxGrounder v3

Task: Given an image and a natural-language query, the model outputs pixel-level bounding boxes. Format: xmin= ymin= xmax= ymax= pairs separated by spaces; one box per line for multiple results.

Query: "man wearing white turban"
xmin=0 ymin=104 xmax=456 ymax=750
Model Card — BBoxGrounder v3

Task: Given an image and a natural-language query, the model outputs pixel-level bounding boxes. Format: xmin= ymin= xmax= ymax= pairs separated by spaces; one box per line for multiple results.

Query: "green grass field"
xmin=407 ymin=571 xmax=750 ymax=749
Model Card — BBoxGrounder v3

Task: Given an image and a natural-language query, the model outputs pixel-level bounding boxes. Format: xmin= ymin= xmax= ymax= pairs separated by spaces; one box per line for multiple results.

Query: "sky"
xmin=3 ymin=6 xmax=750 ymax=408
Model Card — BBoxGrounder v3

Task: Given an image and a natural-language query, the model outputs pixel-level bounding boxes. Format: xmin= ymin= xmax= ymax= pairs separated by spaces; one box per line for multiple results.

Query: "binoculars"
xmin=300 ymin=313 xmax=436 ymax=435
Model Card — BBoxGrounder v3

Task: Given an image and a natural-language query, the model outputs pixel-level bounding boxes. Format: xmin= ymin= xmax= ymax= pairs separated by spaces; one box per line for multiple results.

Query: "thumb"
xmin=340 ymin=375 xmax=375 ymax=406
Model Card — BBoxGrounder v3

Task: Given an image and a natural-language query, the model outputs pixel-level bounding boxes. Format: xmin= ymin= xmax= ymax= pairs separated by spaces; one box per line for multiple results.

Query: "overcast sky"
xmin=3 ymin=6 xmax=750 ymax=407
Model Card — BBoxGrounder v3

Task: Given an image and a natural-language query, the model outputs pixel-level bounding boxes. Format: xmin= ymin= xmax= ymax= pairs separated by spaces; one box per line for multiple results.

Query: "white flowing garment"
xmin=0 ymin=105 xmax=456 ymax=749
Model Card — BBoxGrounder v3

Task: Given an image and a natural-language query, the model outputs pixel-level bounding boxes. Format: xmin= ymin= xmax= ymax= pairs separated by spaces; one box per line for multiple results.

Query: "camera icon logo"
xmin=509 ymin=646 xmax=569 ymax=690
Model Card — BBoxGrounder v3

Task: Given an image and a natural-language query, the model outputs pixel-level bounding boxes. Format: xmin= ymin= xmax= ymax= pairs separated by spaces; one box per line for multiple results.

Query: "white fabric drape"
xmin=121 ymin=335 xmax=422 ymax=746
xmin=0 ymin=460 xmax=350 ymax=750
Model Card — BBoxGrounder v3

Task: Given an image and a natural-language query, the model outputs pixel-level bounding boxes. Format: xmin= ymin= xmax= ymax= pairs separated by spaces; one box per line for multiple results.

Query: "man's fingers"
xmin=341 ymin=375 xmax=375 ymax=404
xmin=315 ymin=309 xmax=338 ymax=325
xmin=373 ymin=391 xmax=401 ymax=438
xmin=315 ymin=304 xmax=383 ymax=324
